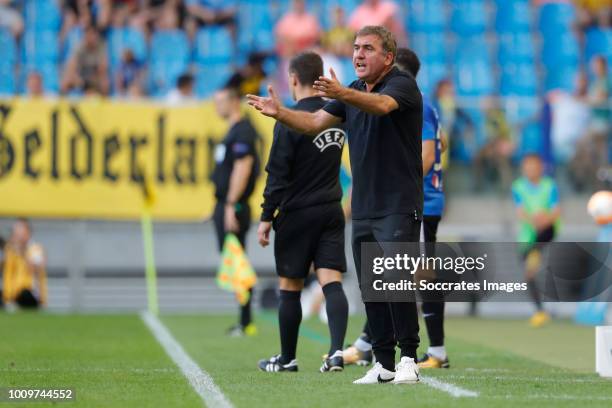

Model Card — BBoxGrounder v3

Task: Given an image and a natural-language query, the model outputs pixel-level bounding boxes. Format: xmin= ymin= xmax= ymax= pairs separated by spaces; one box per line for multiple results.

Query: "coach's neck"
xmin=365 ymin=65 xmax=394 ymax=92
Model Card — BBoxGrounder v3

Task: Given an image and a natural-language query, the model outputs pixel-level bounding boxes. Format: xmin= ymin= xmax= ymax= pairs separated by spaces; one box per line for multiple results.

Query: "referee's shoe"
xmin=258 ymin=354 xmax=298 ymax=372
xmin=320 ymin=350 xmax=344 ymax=372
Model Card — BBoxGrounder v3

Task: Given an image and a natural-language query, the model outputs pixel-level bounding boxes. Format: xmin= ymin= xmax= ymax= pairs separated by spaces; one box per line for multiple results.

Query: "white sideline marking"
xmin=420 ymin=375 xmax=479 ymax=398
xmin=141 ymin=312 xmax=233 ymax=408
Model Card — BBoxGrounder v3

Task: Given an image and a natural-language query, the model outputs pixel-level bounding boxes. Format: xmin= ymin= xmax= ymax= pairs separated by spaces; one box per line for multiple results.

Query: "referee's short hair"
xmin=289 ymin=52 xmax=324 ymax=87
xmin=395 ymin=48 xmax=421 ymax=78
xmin=355 ymin=25 xmax=397 ymax=62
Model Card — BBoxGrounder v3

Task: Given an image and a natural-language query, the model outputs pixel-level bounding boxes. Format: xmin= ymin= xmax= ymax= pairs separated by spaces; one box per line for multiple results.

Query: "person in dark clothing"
xmin=248 ymin=25 xmax=423 ymax=384
xmin=212 ymin=86 xmax=260 ymax=337
xmin=256 ymin=52 xmax=349 ymax=373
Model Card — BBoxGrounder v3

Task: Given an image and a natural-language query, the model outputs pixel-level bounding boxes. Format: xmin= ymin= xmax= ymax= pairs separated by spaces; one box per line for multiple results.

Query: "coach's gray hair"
xmin=355 ymin=25 xmax=397 ymax=62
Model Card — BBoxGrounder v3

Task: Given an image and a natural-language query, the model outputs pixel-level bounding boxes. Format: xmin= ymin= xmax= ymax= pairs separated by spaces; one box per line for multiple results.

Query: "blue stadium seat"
xmin=585 ymin=28 xmax=612 ymax=64
xmin=24 ymin=0 xmax=62 ymax=31
xmin=62 ymin=27 xmax=83 ymax=62
xmin=0 ymin=29 xmax=16 ymax=64
xmin=149 ymin=61 xmax=189 ymax=97
xmin=410 ymin=32 xmax=447 ymax=64
xmin=497 ymin=32 xmax=535 ymax=64
xmin=541 ymin=31 xmax=579 ymax=66
xmin=0 ymin=63 xmax=15 ymax=94
xmin=499 ymin=62 xmax=538 ymax=96
xmin=418 ymin=62 xmax=448 ymax=97
xmin=450 ymin=0 xmax=489 ymax=36
xmin=22 ymin=30 xmax=59 ymax=64
xmin=194 ymin=63 xmax=233 ymax=98
xmin=408 ymin=0 xmax=447 ymax=32
xmin=194 ymin=27 xmax=234 ymax=63
xmin=237 ymin=0 xmax=275 ymax=53
xmin=544 ymin=63 xmax=578 ymax=92
xmin=108 ymin=28 xmax=147 ymax=67
xmin=538 ymin=2 xmax=575 ymax=39
xmin=494 ymin=0 xmax=531 ymax=33
xmin=150 ymin=31 xmax=190 ymax=64
xmin=454 ymin=37 xmax=491 ymax=64
xmin=454 ymin=60 xmax=494 ymax=96
xmin=339 ymin=57 xmax=355 ymax=86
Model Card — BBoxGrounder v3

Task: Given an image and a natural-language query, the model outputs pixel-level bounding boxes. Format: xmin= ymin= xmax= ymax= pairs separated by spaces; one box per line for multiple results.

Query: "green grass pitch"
xmin=1 ymin=312 xmax=610 ymax=407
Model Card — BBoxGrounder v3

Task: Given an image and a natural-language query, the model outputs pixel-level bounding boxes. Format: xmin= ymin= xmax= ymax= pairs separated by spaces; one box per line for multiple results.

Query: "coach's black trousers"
xmin=352 ymin=213 xmax=421 ymax=371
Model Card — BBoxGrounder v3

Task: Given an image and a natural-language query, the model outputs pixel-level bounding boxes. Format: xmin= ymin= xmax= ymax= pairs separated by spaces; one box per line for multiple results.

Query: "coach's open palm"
xmin=246 ymin=86 xmax=281 ymax=118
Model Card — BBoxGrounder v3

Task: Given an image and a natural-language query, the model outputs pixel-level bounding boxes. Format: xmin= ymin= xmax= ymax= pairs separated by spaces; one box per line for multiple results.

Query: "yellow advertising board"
xmin=0 ymin=98 xmax=276 ymax=220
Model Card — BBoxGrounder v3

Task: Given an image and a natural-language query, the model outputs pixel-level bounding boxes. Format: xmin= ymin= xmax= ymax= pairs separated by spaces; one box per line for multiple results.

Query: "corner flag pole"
xmin=141 ymin=178 xmax=159 ymax=315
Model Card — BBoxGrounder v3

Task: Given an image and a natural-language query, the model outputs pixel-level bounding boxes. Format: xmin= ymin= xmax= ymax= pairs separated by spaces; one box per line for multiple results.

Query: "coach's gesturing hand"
xmin=246 ymin=86 xmax=281 ymax=118
xmin=257 ymin=221 xmax=272 ymax=247
xmin=313 ymin=68 xmax=345 ymax=100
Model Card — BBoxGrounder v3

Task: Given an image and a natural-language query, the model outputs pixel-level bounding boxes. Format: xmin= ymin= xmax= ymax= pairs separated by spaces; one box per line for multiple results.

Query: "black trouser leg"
xmin=15 ymin=289 xmax=39 ymax=309
xmin=422 ymin=215 xmax=445 ymax=347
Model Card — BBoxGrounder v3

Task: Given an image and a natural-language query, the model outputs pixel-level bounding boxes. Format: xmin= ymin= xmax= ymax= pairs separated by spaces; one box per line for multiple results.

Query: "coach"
xmin=247 ymin=25 xmax=423 ymax=384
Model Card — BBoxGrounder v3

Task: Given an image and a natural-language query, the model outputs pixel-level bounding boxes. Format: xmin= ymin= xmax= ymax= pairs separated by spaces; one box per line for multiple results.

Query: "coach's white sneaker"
xmin=392 ymin=357 xmax=420 ymax=384
xmin=353 ymin=362 xmax=395 ymax=384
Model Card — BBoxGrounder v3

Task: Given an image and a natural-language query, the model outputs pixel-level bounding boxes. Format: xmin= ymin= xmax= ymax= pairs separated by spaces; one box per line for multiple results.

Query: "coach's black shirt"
xmin=261 ymin=96 xmax=345 ymax=222
xmin=211 ymin=118 xmax=260 ymax=203
xmin=322 ymin=67 xmax=423 ymax=219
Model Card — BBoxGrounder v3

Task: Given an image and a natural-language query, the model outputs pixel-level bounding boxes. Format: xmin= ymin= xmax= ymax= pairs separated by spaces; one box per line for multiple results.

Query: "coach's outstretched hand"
xmin=257 ymin=221 xmax=272 ymax=247
xmin=313 ymin=68 xmax=345 ymax=100
xmin=246 ymin=86 xmax=281 ymax=118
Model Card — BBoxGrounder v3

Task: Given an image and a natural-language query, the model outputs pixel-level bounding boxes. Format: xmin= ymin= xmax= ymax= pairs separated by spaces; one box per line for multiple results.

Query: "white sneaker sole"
xmin=392 ymin=378 xmax=419 ymax=384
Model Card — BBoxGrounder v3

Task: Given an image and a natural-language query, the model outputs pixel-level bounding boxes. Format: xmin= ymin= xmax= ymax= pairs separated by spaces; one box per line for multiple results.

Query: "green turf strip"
xmin=0 ymin=312 xmax=201 ymax=408
xmin=163 ymin=314 xmax=612 ymax=408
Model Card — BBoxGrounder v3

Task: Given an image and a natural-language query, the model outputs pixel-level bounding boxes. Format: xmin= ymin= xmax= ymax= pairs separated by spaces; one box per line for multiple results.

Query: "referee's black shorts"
xmin=273 ymin=202 xmax=346 ymax=279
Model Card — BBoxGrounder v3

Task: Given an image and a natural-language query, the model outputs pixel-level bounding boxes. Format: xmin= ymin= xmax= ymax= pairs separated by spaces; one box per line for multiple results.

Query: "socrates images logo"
xmin=313 ymin=128 xmax=346 ymax=152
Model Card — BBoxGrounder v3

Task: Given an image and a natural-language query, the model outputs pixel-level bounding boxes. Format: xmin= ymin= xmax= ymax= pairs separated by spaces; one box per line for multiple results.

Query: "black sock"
xmin=422 ymin=301 xmax=445 ymax=347
xmin=278 ymin=290 xmax=301 ymax=364
xmin=240 ymin=288 xmax=253 ymax=327
xmin=527 ymin=278 xmax=543 ymax=311
xmin=322 ymin=282 xmax=348 ymax=356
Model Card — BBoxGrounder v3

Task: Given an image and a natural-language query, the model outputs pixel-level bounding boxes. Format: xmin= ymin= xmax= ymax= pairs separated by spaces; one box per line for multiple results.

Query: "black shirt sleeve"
xmin=380 ymin=74 xmax=421 ymax=111
xmin=230 ymin=123 xmax=257 ymax=159
xmin=261 ymin=122 xmax=296 ymax=222
xmin=322 ymin=99 xmax=347 ymax=122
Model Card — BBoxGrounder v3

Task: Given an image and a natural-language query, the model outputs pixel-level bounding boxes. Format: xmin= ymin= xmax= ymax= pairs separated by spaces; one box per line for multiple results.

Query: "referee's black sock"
xmin=278 ymin=290 xmax=302 ymax=364
xmin=526 ymin=278 xmax=543 ymax=311
xmin=322 ymin=281 xmax=348 ymax=356
xmin=240 ymin=288 xmax=253 ymax=327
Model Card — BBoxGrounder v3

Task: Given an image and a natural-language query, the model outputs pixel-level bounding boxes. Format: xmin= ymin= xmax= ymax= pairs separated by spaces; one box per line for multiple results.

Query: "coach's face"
xmin=353 ymin=34 xmax=393 ymax=82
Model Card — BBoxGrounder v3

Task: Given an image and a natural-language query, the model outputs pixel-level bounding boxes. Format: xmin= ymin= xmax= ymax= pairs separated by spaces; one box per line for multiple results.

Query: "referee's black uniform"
xmin=323 ymin=66 xmax=423 ymax=370
xmin=262 ymin=96 xmax=347 ymax=279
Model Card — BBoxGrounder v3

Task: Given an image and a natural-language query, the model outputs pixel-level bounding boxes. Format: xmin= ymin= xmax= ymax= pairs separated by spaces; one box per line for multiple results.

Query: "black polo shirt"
xmin=211 ymin=118 xmax=260 ymax=203
xmin=322 ymin=67 xmax=423 ymax=220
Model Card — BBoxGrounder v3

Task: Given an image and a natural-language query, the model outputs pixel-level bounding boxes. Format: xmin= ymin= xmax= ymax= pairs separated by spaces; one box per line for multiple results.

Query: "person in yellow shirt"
xmin=1 ymin=219 xmax=47 ymax=309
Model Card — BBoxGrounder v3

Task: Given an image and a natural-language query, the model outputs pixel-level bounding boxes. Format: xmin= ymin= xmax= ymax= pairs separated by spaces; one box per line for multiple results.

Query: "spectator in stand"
xmin=60 ymin=0 xmax=93 ymax=46
xmin=114 ymin=48 xmax=146 ymax=97
xmin=588 ymin=54 xmax=610 ymax=130
xmin=185 ymin=0 xmax=236 ymax=41
xmin=348 ymin=0 xmax=406 ymax=46
xmin=575 ymin=0 xmax=612 ymax=30
xmin=274 ymin=0 xmax=321 ymax=57
xmin=25 ymin=72 xmax=46 ymax=98
xmin=0 ymin=0 xmax=23 ymax=39
xmin=166 ymin=73 xmax=196 ymax=106
xmin=226 ymin=53 xmax=267 ymax=96
xmin=322 ymin=6 xmax=355 ymax=58
xmin=61 ymin=25 xmax=110 ymax=95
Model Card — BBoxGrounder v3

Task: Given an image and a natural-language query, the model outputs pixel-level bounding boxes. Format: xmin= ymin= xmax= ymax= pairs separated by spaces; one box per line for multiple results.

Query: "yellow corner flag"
xmin=217 ymin=234 xmax=257 ymax=305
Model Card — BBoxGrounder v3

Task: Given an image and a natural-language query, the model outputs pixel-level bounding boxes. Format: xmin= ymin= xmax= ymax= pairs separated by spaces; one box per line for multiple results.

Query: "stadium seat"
xmin=0 ymin=29 xmax=16 ymax=64
xmin=62 ymin=27 xmax=83 ymax=62
xmin=454 ymin=61 xmax=494 ymax=96
xmin=107 ymin=28 xmax=147 ymax=67
xmin=194 ymin=63 xmax=233 ymax=98
xmin=499 ymin=62 xmax=538 ymax=96
xmin=538 ymin=2 xmax=575 ymax=39
xmin=149 ymin=61 xmax=189 ymax=97
xmin=497 ymin=32 xmax=535 ymax=64
xmin=544 ymin=63 xmax=579 ymax=92
xmin=22 ymin=30 xmax=60 ymax=65
xmin=450 ymin=0 xmax=489 ymax=36
xmin=418 ymin=62 xmax=448 ymax=97
xmin=408 ymin=0 xmax=447 ymax=32
xmin=454 ymin=37 xmax=491 ymax=64
xmin=494 ymin=0 xmax=532 ymax=33
xmin=237 ymin=0 xmax=275 ymax=53
xmin=0 ymin=63 xmax=15 ymax=95
xmin=541 ymin=31 xmax=579 ymax=66
xmin=194 ymin=27 xmax=234 ymax=64
xmin=584 ymin=28 xmax=612 ymax=64
xmin=24 ymin=0 xmax=62 ymax=31
xmin=150 ymin=30 xmax=190 ymax=64
xmin=410 ymin=32 xmax=448 ymax=64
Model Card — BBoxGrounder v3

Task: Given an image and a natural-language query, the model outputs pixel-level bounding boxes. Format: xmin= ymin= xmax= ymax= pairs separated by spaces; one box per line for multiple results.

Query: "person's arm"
xmin=422 ymin=140 xmax=435 ymax=175
xmin=224 ymin=155 xmax=254 ymax=232
xmin=261 ymin=123 xmax=295 ymax=222
xmin=247 ymin=85 xmax=342 ymax=135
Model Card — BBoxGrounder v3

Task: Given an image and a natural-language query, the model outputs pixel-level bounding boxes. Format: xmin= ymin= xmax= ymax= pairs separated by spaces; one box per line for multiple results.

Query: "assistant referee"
xmin=247 ymin=25 xmax=423 ymax=385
